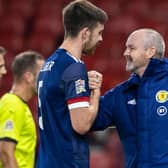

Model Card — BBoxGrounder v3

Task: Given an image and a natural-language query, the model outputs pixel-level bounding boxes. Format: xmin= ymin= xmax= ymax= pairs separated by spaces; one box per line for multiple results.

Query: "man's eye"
xmin=130 ymin=47 xmax=135 ymax=50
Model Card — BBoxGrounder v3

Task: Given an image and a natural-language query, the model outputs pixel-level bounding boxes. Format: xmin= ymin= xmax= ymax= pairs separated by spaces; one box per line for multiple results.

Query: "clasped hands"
xmin=88 ymin=70 xmax=103 ymax=90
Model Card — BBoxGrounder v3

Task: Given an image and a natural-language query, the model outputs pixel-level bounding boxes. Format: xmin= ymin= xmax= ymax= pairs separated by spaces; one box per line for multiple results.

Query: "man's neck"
xmin=10 ymin=84 xmax=32 ymax=103
xmin=60 ymin=38 xmax=83 ymax=60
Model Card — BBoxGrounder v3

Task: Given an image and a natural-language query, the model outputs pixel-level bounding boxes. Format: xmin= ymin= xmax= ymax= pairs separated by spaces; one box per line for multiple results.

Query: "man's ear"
xmin=23 ymin=71 xmax=34 ymax=83
xmin=81 ymin=27 xmax=90 ymax=42
xmin=146 ymin=47 xmax=157 ymax=58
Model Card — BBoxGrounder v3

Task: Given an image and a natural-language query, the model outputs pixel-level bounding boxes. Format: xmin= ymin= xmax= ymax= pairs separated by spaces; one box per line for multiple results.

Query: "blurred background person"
xmin=0 ymin=51 xmax=44 ymax=168
xmin=0 ymin=46 xmax=7 ymax=81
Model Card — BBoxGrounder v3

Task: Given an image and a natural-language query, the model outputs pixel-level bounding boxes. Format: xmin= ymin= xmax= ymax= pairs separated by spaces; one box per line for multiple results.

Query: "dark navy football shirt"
xmin=36 ymin=48 xmax=90 ymax=168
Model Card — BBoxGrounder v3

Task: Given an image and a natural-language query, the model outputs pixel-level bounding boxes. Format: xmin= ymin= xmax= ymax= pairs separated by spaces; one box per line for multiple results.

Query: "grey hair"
xmin=133 ymin=28 xmax=165 ymax=58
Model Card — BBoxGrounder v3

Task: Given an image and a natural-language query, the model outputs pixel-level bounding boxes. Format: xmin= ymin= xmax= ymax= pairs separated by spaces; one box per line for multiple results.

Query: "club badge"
xmin=155 ymin=90 xmax=168 ymax=103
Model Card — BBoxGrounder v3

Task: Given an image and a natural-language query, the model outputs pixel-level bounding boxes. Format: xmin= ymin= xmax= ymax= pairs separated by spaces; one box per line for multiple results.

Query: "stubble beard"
xmin=82 ymin=46 xmax=97 ymax=55
xmin=82 ymin=40 xmax=99 ymax=56
xmin=125 ymin=61 xmax=136 ymax=73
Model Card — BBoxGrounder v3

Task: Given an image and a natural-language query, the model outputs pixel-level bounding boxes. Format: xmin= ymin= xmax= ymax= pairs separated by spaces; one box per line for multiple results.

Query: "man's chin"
xmin=126 ymin=65 xmax=134 ymax=73
xmin=82 ymin=49 xmax=96 ymax=56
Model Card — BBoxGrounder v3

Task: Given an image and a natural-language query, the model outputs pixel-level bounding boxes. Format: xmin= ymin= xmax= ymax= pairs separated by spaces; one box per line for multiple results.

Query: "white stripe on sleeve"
xmin=68 ymin=101 xmax=89 ymax=110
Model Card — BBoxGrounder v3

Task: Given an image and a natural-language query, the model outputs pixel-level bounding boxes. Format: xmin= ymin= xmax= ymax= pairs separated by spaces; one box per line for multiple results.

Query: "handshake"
xmin=88 ymin=70 xmax=103 ymax=90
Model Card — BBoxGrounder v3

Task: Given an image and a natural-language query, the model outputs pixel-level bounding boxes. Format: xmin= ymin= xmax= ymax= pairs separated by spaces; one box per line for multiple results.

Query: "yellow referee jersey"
xmin=0 ymin=93 xmax=37 ymax=168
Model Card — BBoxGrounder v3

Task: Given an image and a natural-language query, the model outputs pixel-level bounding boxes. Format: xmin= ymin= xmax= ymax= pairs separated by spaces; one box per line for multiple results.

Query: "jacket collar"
xmin=124 ymin=58 xmax=168 ymax=90
xmin=143 ymin=58 xmax=168 ymax=77
xmin=124 ymin=74 xmax=140 ymax=91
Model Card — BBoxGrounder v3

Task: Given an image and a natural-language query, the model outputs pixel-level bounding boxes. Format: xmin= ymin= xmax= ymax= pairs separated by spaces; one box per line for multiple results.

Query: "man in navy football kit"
xmin=35 ymin=0 xmax=108 ymax=167
xmin=90 ymin=28 xmax=168 ymax=168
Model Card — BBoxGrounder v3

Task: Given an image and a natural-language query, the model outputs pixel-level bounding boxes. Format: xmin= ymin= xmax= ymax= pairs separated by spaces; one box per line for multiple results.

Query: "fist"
xmin=88 ymin=70 xmax=103 ymax=89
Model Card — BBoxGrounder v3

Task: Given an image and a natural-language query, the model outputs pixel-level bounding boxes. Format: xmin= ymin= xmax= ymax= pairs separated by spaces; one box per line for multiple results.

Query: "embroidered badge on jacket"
xmin=156 ymin=90 xmax=168 ymax=103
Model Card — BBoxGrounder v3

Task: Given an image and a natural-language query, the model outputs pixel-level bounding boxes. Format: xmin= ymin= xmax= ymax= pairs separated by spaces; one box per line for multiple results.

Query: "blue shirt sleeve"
xmin=62 ymin=62 xmax=90 ymax=101
xmin=91 ymin=89 xmax=115 ymax=131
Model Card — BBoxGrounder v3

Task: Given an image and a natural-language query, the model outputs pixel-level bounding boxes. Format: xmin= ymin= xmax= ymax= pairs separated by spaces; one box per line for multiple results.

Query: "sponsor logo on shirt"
xmin=75 ymin=79 xmax=86 ymax=94
xmin=127 ymin=99 xmax=136 ymax=105
xmin=4 ymin=120 xmax=14 ymax=130
xmin=157 ymin=106 xmax=167 ymax=116
xmin=155 ymin=90 xmax=168 ymax=103
xmin=41 ymin=61 xmax=55 ymax=72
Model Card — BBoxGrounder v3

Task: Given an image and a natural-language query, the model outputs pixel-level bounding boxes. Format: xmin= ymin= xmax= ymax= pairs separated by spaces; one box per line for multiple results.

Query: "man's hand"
xmin=88 ymin=70 xmax=103 ymax=90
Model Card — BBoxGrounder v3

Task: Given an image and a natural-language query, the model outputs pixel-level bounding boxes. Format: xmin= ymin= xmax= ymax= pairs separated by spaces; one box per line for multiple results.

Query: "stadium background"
xmin=0 ymin=0 xmax=168 ymax=167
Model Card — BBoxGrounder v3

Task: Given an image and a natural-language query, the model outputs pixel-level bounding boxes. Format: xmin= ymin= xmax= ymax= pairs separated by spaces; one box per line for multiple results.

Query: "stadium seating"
xmin=27 ymin=33 xmax=57 ymax=57
xmin=0 ymin=34 xmax=24 ymax=53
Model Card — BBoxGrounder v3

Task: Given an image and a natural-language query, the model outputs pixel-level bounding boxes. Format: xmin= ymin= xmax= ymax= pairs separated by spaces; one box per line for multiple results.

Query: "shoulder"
xmin=103 ymin=80 xmax=129 ymax=97
xmin=0 ymin=93 xmax=27 ymax=113
xmin=62 ymin=62 xmax=87 ymax=79
xmin=0 ymin=93 xmax=19 ymax=105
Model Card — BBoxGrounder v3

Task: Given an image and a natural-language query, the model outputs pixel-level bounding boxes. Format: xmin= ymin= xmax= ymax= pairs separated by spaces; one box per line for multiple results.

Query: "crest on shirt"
xmin=155 ymin=90 xmax=168 ymax=103
xmin=4 ymin=120 xmax=14 ymax=130
xmin=75 ymin=79 xmax=86 ymax=94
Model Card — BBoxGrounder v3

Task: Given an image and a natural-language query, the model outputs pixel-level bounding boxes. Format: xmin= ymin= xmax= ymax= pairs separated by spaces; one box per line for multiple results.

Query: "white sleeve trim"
xmin=68 ymin=101 xmax=89 ymax=110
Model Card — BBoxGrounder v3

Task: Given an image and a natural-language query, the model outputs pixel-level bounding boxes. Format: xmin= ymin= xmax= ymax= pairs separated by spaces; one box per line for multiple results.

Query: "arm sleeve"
xmin=0 ymin=102 xmax=25 ymax=142
xmin=62 ymin=62 xmax=90 ymax=110
xmin=91 ymin=89 xmax=116 ymax=131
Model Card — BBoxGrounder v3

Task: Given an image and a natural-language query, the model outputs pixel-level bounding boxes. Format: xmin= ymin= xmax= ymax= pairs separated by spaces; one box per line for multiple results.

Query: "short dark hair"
xmin=0 ymin=46 xmax=6 ymax=56
xmin=12 ymin=50 xmax=44 ymax=81
xmin=63 ymin=0 xmax=108 ymax=38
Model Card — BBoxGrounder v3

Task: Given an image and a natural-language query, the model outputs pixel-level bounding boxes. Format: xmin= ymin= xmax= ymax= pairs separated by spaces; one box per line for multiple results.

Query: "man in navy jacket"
xmin=90 ymin=28 xmax=168 ymax=168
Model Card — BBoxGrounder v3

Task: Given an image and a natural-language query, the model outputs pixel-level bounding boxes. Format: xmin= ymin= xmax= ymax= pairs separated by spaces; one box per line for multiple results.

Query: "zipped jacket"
xmin=92 ymin=58 xmax=168 ymax=168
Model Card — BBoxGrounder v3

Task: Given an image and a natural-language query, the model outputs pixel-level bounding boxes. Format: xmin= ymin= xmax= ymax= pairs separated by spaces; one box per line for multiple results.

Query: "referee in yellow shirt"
xmin=0 ymin=51 xmax=44 ymax=168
